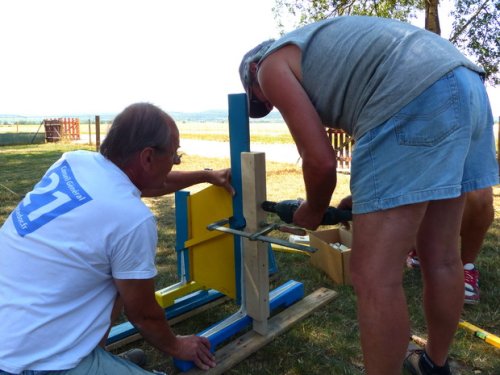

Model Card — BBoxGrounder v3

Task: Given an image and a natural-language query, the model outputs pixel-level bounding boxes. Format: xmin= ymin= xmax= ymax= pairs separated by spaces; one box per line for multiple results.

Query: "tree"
xmin=450 ymin=0 xmax=499 ymax=84
xmin=272 ymin=0 xmax=500 ymax=84
xmin=273 ymin=0 xmax=423 ymax=27
xmin=425 ymin=0 xmax=441 ymax=34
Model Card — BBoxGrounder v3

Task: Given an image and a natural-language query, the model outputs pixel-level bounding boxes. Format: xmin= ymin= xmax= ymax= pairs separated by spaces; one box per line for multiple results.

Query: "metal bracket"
xmin=207 ymin=219 xmax=317 ymax=253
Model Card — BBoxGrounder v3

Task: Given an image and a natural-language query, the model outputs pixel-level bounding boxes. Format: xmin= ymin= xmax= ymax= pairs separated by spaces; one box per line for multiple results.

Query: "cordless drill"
xmin=261 ymin=199 xmax=352 ymax=225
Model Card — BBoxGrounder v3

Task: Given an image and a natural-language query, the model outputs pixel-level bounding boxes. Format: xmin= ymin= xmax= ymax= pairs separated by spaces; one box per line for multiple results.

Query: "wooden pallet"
xmin=184 ymin=287 xmax=337 ymax=375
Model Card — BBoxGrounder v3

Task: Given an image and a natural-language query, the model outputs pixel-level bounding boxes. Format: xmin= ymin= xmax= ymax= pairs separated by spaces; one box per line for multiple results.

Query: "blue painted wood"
xmin=228 ymin=93 xmax=250 ymax=231
xmin=106 ymin=289 xmax=224 ymax=345
xmin=227 ymin=93 xmax=279 ymax=296
xmin=175 ymin=190 xmax=191 ymax=280
xmin=268 ymin=279 xmax=305 ymax=310
xmin=173 ymin=280 xmax=304 ymax=372
xmin=228 ymin=93 xmax=250 ymax=304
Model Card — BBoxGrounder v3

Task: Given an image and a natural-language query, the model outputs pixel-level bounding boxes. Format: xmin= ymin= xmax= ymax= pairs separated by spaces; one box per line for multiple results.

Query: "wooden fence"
xmin=43 ymin=118 xmax=80 ymax=142
xmin=327 ymin=128 xmax=353 ymax=172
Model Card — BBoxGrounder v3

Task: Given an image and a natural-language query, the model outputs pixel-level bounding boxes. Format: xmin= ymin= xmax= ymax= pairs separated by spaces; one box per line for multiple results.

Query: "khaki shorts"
xmin=63 ymin=347 xmax=165 ymax=375
xmin=0 ymin=347 xmax=166 ymax=375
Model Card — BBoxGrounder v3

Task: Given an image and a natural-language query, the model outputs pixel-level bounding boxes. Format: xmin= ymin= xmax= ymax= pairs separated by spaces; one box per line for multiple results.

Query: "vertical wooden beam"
xmin=497 ymin=116 xmax=499 ymax=171
xmin=95 ymin=115 xmax=101 ymax=152
xmin=241 ymin=152 xmax=269 ymax=335
xmin=88 ymin=119 xmax=92 ymax=145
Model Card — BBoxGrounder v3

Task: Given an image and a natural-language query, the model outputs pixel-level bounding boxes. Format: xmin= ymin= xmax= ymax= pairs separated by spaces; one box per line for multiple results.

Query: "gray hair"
xmin=100 ymin=102 xmax=176 ymax=166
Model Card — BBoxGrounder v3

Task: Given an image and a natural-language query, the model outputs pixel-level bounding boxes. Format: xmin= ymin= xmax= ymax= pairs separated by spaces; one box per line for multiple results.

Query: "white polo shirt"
xmin=0 ymin=151 xmax=158 ymax=373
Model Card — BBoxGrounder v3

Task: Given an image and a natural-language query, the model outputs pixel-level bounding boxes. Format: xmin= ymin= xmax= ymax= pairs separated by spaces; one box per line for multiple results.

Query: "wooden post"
xmin=88 ymin=119 xmax=92 ymax=145
xmin=497 ymin=116 xmax=499 ymax=171
xmin=95 ymin=115 xmax=100 ymax=151
xmin=241 ymin=152 xmax=269 ymax=335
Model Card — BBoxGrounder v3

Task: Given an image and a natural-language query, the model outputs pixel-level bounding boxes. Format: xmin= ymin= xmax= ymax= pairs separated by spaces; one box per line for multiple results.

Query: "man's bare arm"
xmin=141 ymin=169 xmax=234 ymax=197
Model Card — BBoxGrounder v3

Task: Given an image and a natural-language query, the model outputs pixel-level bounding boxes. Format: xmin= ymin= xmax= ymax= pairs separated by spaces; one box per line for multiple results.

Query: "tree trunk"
xmin=425 ymin=0 xmax=441 ymax=35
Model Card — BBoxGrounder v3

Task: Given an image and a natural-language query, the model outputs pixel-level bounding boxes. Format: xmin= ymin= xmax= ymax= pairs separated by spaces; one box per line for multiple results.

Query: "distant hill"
xmin=171 ymin=109 xmax=284 ymax=123
xmin=0 ymin=110 xmax=284 ymax=124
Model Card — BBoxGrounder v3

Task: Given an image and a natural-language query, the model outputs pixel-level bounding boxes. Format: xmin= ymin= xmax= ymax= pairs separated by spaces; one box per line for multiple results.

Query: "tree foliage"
xmin=273 ymin=0 xmax=499 ymax=84
xmin=450 ymin=0 xmax=500 ymax=84
xmin=273 ymin=0 xmax=423 ymax=27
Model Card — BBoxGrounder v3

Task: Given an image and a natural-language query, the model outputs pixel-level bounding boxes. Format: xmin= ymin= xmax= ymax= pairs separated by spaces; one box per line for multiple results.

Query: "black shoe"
xmin=404 ymin=349 xmax=451 ymax=375
xmin=118 ymin=348 xmax=147 ymax=368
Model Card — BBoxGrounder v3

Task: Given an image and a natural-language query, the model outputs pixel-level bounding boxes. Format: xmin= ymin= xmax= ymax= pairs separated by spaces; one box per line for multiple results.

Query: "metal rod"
xmin=207 ymin=221 xmax=317 ymax=253
xmin=249 ymin=223 xmax=277 ymax=240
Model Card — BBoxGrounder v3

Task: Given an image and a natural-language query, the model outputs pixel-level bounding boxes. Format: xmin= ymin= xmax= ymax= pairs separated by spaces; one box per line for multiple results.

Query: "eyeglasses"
xmin=152 ymin=146 xmax=183 ymax=164
xmin=173 ymin=151 xmax=183 ymax=164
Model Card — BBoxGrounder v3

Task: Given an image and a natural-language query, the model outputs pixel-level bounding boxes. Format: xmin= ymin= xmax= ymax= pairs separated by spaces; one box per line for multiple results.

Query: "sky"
xmin=0 ymin=0 xmax=498 ymax=117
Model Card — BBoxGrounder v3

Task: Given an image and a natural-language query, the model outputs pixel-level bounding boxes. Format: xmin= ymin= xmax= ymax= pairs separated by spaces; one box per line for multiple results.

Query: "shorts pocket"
xmin=394 ymin=71 xmax=460 ymax=147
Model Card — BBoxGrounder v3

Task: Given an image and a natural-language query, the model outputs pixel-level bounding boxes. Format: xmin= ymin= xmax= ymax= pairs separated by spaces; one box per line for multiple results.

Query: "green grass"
xmin=0 ymin=138 xmax=499 ymax=375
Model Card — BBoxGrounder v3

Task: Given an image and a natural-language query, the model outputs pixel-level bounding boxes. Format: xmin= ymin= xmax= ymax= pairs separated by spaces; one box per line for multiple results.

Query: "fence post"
xmin=88 ymin=119 xmax=92 ymax=145
xmin=95 ymin=115 xmax=100 ymax=152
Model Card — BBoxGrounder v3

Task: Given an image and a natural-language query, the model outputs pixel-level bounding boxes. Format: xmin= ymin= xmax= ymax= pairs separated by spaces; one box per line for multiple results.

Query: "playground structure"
xmin=106 ymin=94 xmax=337 ymax=373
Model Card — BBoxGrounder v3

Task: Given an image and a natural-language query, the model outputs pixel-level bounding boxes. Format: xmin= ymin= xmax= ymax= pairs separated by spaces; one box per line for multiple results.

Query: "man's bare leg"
xmin=351 ymin=202 xmax=427 ymax=375
xmin=416 ymin=195 xmax=466 ymax=365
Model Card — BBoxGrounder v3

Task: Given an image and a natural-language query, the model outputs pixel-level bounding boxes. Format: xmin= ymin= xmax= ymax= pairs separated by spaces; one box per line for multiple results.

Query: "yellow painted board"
xmin=187 ymin=185 xmax=236 ymax=299
xmin=155 ymin=281 xmax=202 ymax=308
xmin=184 ymin=230 xmax=226 ymax=248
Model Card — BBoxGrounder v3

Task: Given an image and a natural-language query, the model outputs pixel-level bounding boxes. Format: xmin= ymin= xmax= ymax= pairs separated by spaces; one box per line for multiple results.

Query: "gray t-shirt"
xmin=262 ymin=16 xmax=483 ymax=140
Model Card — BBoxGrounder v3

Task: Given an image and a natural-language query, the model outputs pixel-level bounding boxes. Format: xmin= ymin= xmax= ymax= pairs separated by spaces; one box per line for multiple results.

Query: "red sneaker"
xmin=406 ymin=249 xmax=420 ymax=269
xmin=464 ymin=263 xmax=480 ymax=305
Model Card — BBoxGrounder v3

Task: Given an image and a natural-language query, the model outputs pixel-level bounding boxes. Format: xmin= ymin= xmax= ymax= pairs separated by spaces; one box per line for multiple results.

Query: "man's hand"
xmin=115 ymin=278 xmax=215 ymax=369
xmin=172 ymin=335 xmax=216 ymax=370
xmin=337 ymin=195 xmax=353 ymax=229
xmin=292 ymin=200 xmax=324 ymax=230
xmin=206 ymin=168 xmax=235 ymax=196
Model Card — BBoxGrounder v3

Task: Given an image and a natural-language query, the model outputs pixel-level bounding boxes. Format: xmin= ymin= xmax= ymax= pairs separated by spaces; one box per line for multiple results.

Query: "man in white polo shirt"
xmin=0 ymin=102 xmax=233 ymax=374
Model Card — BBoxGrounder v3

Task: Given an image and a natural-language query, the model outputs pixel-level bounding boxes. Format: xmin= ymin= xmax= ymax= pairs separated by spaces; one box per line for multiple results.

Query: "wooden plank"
xmin=241 ymin=152 xmax=269 ymax=335
xmin=184 ymin=287 xmax=337 ymax=375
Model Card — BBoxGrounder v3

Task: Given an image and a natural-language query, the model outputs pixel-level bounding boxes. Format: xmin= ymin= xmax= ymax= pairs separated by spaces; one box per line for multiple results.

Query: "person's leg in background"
xmin=460 ymin=187 xmax=494 ymax=304
xmin=407 ymin=187 xmax=494 ymax=304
